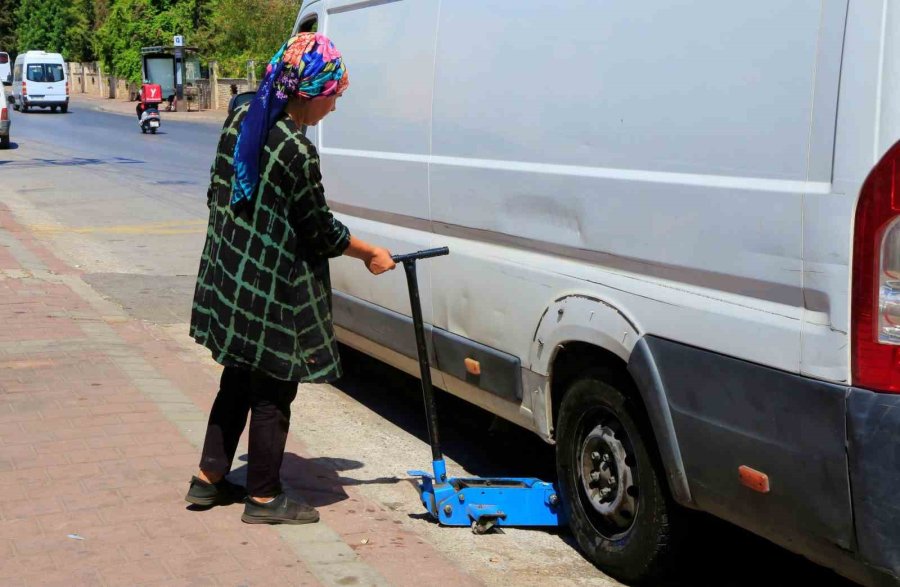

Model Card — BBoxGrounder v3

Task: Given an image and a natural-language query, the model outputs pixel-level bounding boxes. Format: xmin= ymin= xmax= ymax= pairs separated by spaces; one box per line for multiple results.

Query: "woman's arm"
xmin=290 ymin=144 xmax=395 ymax=275
xmin=344 ymin=235 xmax=395 ymax=275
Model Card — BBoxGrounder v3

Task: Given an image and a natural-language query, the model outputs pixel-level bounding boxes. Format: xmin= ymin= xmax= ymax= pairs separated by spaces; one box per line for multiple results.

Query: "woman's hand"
xmin=365 ymin=247 xmax=396 ymax=275
xmin=343 ymin=236 xmax=396 ymax=275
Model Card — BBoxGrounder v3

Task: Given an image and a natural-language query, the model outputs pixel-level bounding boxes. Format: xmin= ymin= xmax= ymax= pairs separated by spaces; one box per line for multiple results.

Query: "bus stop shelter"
xmin=140 ymin=45 xmax=201 ymax=111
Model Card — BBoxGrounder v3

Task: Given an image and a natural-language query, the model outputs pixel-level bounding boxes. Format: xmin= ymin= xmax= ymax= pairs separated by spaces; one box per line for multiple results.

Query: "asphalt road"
xmin=0 ymin=96 xmax=860 ymax=587
xmin=8 ymin=98 xmax=219 ymax=187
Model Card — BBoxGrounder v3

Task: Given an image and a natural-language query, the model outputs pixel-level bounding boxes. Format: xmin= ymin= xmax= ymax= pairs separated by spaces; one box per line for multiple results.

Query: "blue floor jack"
xmin=391 ymin=247 xmax=567 ymax=534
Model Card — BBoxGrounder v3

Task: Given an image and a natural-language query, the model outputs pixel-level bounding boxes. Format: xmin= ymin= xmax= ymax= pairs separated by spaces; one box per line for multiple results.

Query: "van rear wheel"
xmin=51 ymin=106 xmax=58 ymax=112
xmin=556 ymin=373 xmax=683 ymax=584
xmin=61 ymin=104 xmax=67 ymax=113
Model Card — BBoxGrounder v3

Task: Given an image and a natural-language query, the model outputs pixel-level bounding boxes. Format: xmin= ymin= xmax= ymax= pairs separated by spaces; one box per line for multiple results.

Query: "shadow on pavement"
xmin=219 ymin=452 xmax=404 ymax=510
xmin=334 ymin=345 xmax=857 ymax=587
xmin=334 ymin=345 xmax=557 ymax=480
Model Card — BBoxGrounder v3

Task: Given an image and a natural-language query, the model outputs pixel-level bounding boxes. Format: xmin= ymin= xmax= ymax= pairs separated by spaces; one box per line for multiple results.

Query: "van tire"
xmin=0 ymin=136 xmax=8 ymax=149
xmin=51 ymin=106 xmax=58 ymax=113
xmin=556 ymin=373 xmax=682 ymax=584
xmin=61 ymin=104 xmax=67 ymax=113
xmin=21 ymin=104 xmax=27 ymax=113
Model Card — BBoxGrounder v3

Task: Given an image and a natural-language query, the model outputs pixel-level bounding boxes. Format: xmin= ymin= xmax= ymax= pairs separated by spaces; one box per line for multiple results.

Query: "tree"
xmin=66 ymin=0 xmax=96 ymax=61
xmin=196 ymin=0 xmax=296 ymax=78
xmin=14 ymin=0 xmax=94 ymax=59
xmin=94 ymin=0 xmax=195 ymax=82
xmin=16 ymin=0 xmax=68 ymax=54
xmin=9 ymin=0 xmax=299 ymax=79
xmin=0 ymin=0 xmax=19 ymax=55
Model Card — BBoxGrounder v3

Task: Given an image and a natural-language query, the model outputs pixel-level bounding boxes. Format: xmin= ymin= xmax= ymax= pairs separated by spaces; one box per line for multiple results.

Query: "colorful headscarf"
xmin=231 ymin=33 xmax=349 ymax=211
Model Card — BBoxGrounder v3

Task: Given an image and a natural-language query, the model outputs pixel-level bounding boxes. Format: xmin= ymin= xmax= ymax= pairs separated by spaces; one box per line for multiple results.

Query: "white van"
xmin=293 ymin=2 xmax=900 ymax=585
xmin=12 ymin=51 xmax=68 ymax=113
xmin=0 ymin=52 xmax=11 ymax=85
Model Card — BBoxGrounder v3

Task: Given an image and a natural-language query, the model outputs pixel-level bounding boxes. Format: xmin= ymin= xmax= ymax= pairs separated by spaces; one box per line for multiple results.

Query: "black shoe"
xmin=241 ymin=493 xmax=320 ymax=525
xmin=185 ymin=475 xmax=247 ymax=507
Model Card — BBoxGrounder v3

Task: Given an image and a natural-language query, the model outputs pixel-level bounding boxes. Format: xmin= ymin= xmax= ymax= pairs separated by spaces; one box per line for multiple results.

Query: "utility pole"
xmin=174 ymin=35 xmax=185 ymax=112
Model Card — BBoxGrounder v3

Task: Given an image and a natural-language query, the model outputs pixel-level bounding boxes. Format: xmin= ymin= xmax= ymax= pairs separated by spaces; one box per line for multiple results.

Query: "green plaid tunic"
xmin=190 ymin=105 xmax=351 ymax=382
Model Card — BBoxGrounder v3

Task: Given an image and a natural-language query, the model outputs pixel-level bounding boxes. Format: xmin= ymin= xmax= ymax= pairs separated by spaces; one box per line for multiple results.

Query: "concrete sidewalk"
xmin=0 ymin=202 xmax=481 ymax=586
xmin=71 ymin=93 xmax=228 ymax=125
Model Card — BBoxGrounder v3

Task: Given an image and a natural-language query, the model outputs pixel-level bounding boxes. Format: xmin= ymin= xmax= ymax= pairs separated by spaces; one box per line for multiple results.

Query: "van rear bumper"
xmin=847 ymin=388 xmax=900 ymax=581
xmin=21 ymin=97 xmax=67 ymax=107
xmin=631 ymin=335 xmax=900 ymax=585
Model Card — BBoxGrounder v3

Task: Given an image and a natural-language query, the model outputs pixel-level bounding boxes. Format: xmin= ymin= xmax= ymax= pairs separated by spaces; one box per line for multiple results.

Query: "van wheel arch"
xmin=549 ymin=339 xmax=693 ymax=506
xmin=550 ymin=342 xmax=643 ymax=436
xmin=550 ymin=342 xmax=694 ymax=581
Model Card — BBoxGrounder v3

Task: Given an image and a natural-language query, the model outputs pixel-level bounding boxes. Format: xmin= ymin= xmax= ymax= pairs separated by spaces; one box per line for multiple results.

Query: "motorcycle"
xmin=139 ymin=107 xmax=161 ymax=134
xmin=137 ymin=83 xmax=163 ymax=135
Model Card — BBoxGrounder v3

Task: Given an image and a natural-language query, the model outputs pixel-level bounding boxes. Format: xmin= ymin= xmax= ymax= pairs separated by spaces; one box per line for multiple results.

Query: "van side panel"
xmin=427 ymin=0 xmax=838 ymax=379
xmin=321 ymin=0 xmax=441 ymax=324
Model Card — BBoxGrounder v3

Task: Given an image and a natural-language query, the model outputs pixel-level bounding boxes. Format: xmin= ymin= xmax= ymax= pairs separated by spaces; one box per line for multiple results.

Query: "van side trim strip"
xmin=328 ymin=203 xmax=806 ymax=310
xmin=321 ymin=147 xmax=833 ymax=194
xmin=333 ymin=291 xmax=523 ymax=401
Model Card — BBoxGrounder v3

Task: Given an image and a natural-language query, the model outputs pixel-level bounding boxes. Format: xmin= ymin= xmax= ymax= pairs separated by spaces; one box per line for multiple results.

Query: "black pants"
xmin=199 ymin=366 xmax=298 ymax=497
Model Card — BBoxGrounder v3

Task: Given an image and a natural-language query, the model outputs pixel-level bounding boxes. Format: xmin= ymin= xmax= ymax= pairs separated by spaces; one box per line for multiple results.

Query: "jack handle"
xmin=391 ymin=247 xmax=450 ymax=264
xmin=391 ymin=245 xmax=449 ymax=465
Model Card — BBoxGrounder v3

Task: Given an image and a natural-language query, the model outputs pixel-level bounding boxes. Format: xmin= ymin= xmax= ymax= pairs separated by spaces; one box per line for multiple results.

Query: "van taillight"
xmin=21 ymin=81 xmax=26 ymax=95
xmin=852 ymin=140 xmax=900 ymax=392
xmin=1 ymin=108 xmax=7 ymax=121
xmin=65 ymin=80 xmax=69 ymax=95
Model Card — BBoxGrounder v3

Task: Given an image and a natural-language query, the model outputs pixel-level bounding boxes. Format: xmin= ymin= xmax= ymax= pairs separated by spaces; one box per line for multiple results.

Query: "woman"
xmin=186 ymin=33 xmax=395 ymax=524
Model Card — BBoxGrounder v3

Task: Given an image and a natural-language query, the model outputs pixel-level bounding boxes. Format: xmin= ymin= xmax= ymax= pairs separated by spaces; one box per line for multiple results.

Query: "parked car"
xmin=12 ymin=51 xmax=68 ymax=113
xmin=291 ymin=2 xmax=900 ymax=586
xmin=0 ymin=52 xmax=11 ymax=85
xmin=0 ymin=85 xmax=10 ymax=147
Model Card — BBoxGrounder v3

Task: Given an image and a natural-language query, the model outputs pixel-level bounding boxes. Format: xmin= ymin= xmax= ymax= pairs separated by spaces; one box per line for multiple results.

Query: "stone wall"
xmin=215 ymin=78 xmax=256 ymax=111
xmin=65 ymin=60 xmax=257 ymax=110
xmin=67 ymin=62 xmax=105 ymax=97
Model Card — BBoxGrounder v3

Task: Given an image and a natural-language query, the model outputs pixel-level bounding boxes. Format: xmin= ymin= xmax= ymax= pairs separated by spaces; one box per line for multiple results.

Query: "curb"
xmin=77 ymin=97 xmax=225 ymax=126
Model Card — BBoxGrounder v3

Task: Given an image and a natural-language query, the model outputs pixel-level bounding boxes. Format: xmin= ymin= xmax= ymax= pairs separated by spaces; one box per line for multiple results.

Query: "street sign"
xmin=173 ymin=35 xmax=184 ymax=47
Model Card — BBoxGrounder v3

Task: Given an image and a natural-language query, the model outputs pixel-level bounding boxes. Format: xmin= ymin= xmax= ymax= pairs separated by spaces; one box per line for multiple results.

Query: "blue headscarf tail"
xmin=230 ymin=34 xmax=348 ymax=211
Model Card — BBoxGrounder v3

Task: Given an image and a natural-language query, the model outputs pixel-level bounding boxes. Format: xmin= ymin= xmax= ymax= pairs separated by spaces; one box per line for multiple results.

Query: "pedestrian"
xmin=227 ymin=83 xmax=240 ymax=112
xmin=186 ymin=33 xmax=395 ymax=524
xmin=135 ymin=87 xmax=146 ymax=120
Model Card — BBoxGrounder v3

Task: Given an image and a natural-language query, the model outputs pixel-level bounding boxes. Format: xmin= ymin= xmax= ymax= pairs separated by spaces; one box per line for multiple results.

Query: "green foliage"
xmin=195 ymin=0 xmax=296 ymax=78
xmin=0 ymin=0 xmax=19 ymax=55
xmin=15 ymin=0 xmax=68 ymax=54
xmin=94 ymin=0 xmax=195 ymax=82
xmin=9 ymin=0 xmax=300 ymax=81
xmin=66 ymin=0 xmax=96 ymax=61
xmin=12 ymin=0 xmax=97 ymax=60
